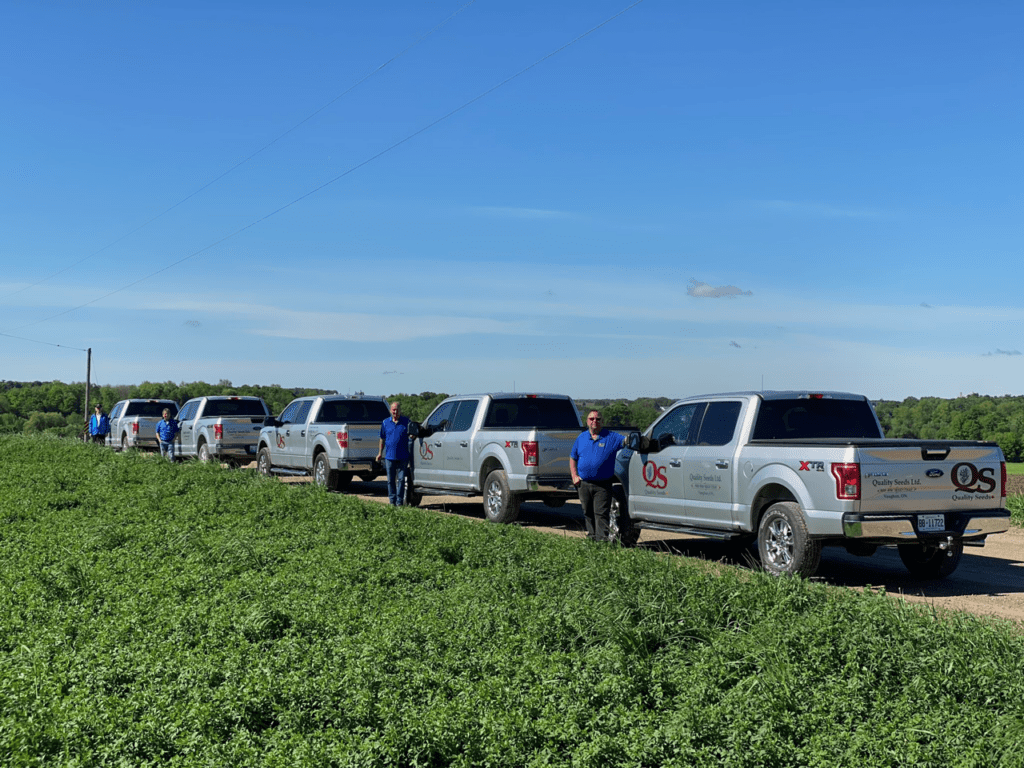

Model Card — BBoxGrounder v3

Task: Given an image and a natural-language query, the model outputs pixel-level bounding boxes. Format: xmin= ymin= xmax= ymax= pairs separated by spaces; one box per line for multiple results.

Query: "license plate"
xmin=919 ymin=514 xmax=945 ymax=532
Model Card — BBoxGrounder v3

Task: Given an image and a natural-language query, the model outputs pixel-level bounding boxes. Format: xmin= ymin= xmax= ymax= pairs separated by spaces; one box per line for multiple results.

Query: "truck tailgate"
xmin=534 ymin=429 xmax=581 ymax=476
xmin=336 ymin=423 xmax=380 ymax=461
xmin=859 ymin=443 xmax=1003 ymax=513
xmin=218 ymin=418 xmax=264 ymax=448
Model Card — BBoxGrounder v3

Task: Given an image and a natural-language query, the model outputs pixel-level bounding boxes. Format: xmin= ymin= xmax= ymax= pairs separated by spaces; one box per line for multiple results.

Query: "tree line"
xmin=3 ymin=381 xmax=1021 ymax=460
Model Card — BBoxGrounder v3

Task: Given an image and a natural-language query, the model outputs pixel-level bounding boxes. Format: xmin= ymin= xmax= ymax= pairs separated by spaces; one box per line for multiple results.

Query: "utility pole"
xmin=84 ymin=348 xmax=92 ymax=436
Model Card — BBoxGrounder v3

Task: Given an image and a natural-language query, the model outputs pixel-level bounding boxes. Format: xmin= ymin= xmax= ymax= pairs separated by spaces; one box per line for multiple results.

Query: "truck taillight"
xmin=336 ymin=431 xmax=349 ymax=449
xmin=132 ymin=422 xmax=138 ymax=434
xmin=522 ymin=441 xmax=538 ymax=467
xmin=1001 ymin=462 xmax=1007 ymax=499
xmin=214 ymin=424 xmax=223 ymax=440
xmin=831 ymin=463 xmax=860 ymax=500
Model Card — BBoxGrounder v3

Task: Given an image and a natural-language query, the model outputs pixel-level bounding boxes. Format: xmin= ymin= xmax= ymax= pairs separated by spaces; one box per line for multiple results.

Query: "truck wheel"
xmin=121 ymin=434 xmax=129 ymax=452
xmin=898 ymin=541 xmax=963 ymax=579
xmin=405 ymin=487 xmax=423 ymax=507
xmin=313 ymin=453 xmax=340 ymax=491
xmin=757 ymin=501 xmax=821 ymax=577
xmin=608 ymin=487 xmax=640 ymax=547
xmin=257 ymin=448 xmax=273 ymax=477
xmin=483 ymin=469 xmax=521 ymax=524
xmin=198 ymin=441 xmax=212 ymax=463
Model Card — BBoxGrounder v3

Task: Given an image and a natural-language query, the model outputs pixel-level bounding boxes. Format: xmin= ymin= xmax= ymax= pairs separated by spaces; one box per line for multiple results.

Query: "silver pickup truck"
xmin=256 ymin=394 xmax=389 ymax=490
xmin=175 ymin=395 xmax=269 ymax=465
xmin=407 ymin=393 xmax=583 ymax=522
xmin=107 ymin=398 xmax=179 ymax=451
xmin=613 ymin=391 xmax=1009 ymax=579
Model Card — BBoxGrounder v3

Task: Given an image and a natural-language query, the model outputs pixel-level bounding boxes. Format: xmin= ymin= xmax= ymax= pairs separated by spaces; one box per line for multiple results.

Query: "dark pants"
xmin=386 ymin=458 xmax=408 ymax=506
xmin=578 ymin=478 xmax=614 ymax=540
xmin=91 ymin=434 xmax=107 ymax=445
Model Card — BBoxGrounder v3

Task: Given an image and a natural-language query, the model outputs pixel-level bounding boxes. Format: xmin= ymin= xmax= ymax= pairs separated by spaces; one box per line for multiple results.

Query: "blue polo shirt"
xmin=380 ymin=416 xmax=411 ymax=461
xmin=571 ymin=428 xmax=626 ymax=482
xmin=156 ymin=418 xmax=179 ymax=442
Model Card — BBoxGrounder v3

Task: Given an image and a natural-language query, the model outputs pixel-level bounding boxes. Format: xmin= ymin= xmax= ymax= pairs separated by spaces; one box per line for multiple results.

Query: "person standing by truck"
xmin=155 ymin=408 xmax=180 ymax=461
xmin=88 ymin=404 xmax=110 ymax=445
xmin=376 ymin=401 xmax=412 ymax=506
xmin=570 ymin=410 xmax=627 ymax=541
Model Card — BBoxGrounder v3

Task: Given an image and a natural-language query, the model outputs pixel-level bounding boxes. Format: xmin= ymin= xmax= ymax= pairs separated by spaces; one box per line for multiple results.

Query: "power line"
xmin=0 ymin=0 xmax=478 ymax=302
xmin=5 ymin=0 xmax=645 ymax=335
xmin=0 ymin=329 xmax=88 ymax=352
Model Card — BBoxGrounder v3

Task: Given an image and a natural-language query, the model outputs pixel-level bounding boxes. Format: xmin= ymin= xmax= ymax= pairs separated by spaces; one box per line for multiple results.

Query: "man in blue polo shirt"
xmin=376 ymin=400 xmax=411 ymax=506
xmin=570 ymin=410 xmax=627 ymax=541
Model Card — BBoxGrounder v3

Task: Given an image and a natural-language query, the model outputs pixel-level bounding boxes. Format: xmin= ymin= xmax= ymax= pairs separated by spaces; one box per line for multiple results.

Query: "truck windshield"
xmin=483 ymin=398 xmax=581 ymax=430
xmin=125 ymin=401 xmax=175 ymax=418
xmin=202 ymin=399 xmax=267 ymax=418
xmin=317 ymin=400 xmax=389 ymax=423
xmin=752 ymin=398 xmax=882 ymax=440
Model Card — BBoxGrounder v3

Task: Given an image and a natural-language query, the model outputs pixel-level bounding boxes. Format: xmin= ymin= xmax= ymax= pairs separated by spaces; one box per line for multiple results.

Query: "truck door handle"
xmin=460 ymin=441 xmax=469 ymax=447
xmin=300 ymin=431 xmax=305 ymax=437
xmin=716 ymin=461 xmax=729 ymax=469
xmin=669 ymin=459 xmax=681 ymax=467
xmin=433 ymin=441 xmax=442 ymax=447
xmin=285 ymin=430 xmax=290 ymax=436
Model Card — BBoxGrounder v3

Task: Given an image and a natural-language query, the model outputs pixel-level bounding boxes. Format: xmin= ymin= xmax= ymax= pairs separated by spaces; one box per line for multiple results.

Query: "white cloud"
xmin=687 ymin=279 xmax=753 ymax=299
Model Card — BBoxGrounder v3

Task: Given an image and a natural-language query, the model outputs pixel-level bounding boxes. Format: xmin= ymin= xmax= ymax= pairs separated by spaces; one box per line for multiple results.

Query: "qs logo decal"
xmin=276 ymin=434 xmax=286 ymax=449
xmin=643 ymin=461 xmax=668 ymax=489
xmin=951 ymin=462 xmax=996 ymax=494
xmin=419 ymin=442 xmax=433 ymax=461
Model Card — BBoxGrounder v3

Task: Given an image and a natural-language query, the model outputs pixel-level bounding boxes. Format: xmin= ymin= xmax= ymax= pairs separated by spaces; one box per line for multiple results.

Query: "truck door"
xmin=108 ymin=402 xmax=125 ymax=448
xmin=271 ymin=401 xmax=303 ymax=468
xmin=441 ymin=399 xmax=479 ymax=491
xmin=412 ymin=400 xmax=455 ymax=488
xmin=628 ymin=403 xmax=700 ymax=523
xmin=288 ymin=400 xmax=314 ymax=468
xmin=176 ymin=400 xmax=200 ymax=457
xmin=682 ymin=400 xmax=742 ymax=528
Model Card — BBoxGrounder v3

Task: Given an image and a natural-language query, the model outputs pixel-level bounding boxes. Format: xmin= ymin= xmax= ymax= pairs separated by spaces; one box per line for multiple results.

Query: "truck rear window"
xmin=752 ymin=398 xmax=882 ymax=440
xmin=201 ymin=399 xmax=268 ymax=418
xmin=124 ymin=402 xmax=176 ymax=418
xmin=316 ymin=400 xmax=389 ymax=423
xmin=483 ymin=398 xmax=581 ymax=430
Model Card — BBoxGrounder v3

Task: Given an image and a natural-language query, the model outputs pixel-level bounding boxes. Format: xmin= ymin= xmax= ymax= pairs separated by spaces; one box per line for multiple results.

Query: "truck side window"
xmin=425 ymin=401 xmax=456 ymax=431
xmin=278 ymin=402 xmax=301 ymax=425
xmin=294 ymin=401 xmax=313 ymax=424
xmin=449 ymin=400 xmax=480 ymax=432
xmin=651 ymin=404 xmax=700 ymax=446
xmin=110 ymin=403 xmax=124 ymax=419
xmin=179 ymin=402 xmax=197 ymax=421
xmin=694 ymin=402 xmax=742 ymax=446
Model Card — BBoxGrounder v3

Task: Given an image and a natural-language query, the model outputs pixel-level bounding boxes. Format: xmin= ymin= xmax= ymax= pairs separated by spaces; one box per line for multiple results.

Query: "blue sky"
xmin=2 ymin=0 xmax=1022 ymax=401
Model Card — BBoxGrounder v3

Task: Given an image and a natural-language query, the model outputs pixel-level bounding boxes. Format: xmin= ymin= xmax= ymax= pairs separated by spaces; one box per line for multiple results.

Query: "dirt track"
xmin=324 ymin=477 xmax=1024 ymax=624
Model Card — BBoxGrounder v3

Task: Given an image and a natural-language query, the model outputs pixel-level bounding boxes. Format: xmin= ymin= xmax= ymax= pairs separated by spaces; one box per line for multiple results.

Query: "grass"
xmin=3 ymin=433 xmax=1024 ymax=767
xmin=1007 ymin=462 xmax=1024 ymax=475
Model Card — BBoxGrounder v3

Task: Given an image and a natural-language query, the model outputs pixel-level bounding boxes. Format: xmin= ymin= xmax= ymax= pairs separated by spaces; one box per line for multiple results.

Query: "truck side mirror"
xmin=408 ymin=422 xmax=421 ymax=438
xmin=263 ymin=416 xmax=279 ymax=428
xmin=624 ymin=431 xmax=642 ymax=451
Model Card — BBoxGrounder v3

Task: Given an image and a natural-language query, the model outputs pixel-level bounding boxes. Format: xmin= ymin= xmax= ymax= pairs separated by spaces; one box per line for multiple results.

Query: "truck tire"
xmin=483 ymin=469 xmax=521 ymax=524
xmin=313 ymin=453 xmax=340 ymax=491
xmin=608 ymin=487 xmax=640 ymax=547
xmin=405 ymin=487 xmax=423 ymax=507
xmin=757 ymin=501 xmax=821 ymax=577
xmin=897 ymin=540 xmax=963 ymax=579
xmin=257 ymin=448 xmax=273 ymax=477
xmin=121 ymin=434 xmax=129 ymax=452
xmin=198 ymin=441 xmax=212 ymax=463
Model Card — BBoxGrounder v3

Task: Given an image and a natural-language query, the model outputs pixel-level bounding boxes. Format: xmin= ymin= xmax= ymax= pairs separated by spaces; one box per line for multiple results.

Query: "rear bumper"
xmin=336 ymin=458 xmax=381 ymax=474
xmin=524 ymin=474 xmax=576 ymax=494
xmin=208 ymin=442 xmax=259 ymax=459
xmin=842 ymin=509 xmax=1011 ymax=541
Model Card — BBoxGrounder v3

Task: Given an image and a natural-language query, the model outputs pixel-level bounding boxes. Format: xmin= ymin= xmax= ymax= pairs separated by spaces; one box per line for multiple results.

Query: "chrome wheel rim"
xmin=764 ymin=517 xmax=793 ymax=568
xmin=485 ymin=480 xmax=503 ymax=518
xmin=314 ymin=458 xmax=326 ymax=486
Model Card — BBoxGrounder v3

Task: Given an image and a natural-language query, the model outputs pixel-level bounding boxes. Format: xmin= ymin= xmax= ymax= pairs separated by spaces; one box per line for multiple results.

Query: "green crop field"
xmin=3 ymin=434 xmax=1024 ymax=767
xmin=1006 ymin=462 xmax=1024 ymax=475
